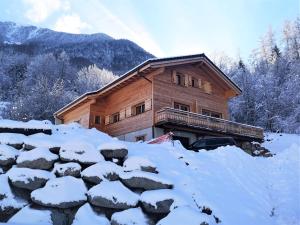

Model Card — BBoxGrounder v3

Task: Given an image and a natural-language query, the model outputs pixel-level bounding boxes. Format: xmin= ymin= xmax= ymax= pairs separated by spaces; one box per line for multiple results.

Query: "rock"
xmin=23 ymin=144 xmax=36 ymax=150
xmin=31 ymin=176 xmax=87 ymax=209
xmin=111 ymin=207 xmax=153 ymax=225
xmin=53 ymin=162 xmax=81 ymax=177
xmin=0 ymin=133 xmax=25 ymax=150
xmin=123 ymin=156 xmax=157 ymax=173
xmin=17 ymin=147 xmax=58 ymax=170
xmin=8 ymin=205 xmax=53 ymax=225
xmin=81 ymin=161 xmax=123 ymax=184
xmin=72 ymin=203 xmax=110 ymax=225
xmin=140 ymin=189 xmax=184 ymax=214
xmin=156 ymin=206 xmax=213 ymax=225
xmin=60 ymin=142 xmax=104 ymax=165
xmin=99 ymin=142 xmax=128 ymax=159
xmin=7 ymin=167 xmax=55 ymax=191
xmin=0 ymin=144 xmax=19 ymax=167
xmin=87 ymin=181 xmax=139 ymax=209
xmin=120 ymin=171 xmax=173 ymax=190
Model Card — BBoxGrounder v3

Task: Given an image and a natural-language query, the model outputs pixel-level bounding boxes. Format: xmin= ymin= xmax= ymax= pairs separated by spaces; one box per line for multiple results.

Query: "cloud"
xmin=23 ymin=0 xmax=70 ymax=23
xmin=54 ymin=14 xmax=90 ymax=34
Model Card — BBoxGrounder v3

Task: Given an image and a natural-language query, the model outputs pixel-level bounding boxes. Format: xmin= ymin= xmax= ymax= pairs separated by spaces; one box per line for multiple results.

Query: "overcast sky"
xmin=0 ymin=0 xmax=298 ymax=58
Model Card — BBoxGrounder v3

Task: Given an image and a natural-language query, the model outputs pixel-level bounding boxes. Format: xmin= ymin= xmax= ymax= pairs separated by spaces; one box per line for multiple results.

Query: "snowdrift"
xmin=0 ymin=121 xmax=299 ymax=225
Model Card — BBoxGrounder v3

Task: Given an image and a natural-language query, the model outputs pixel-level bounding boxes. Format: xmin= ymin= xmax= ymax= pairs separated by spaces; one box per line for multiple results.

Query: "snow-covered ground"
xmin=0 ymin=122 xmax=299 ymax=225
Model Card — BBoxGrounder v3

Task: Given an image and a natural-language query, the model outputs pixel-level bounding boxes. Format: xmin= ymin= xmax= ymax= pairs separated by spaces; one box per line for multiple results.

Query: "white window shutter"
xmin=188 ymin=76 xmax=192 ymax=86
xmin=204 ymin=81 xmax=212 ymax=94
xmin=145 ymin=99 xmax=152 ymax=111
xmin=125 ymin=106 xmax=132 ymax=117
xmin=198 ymin=79 xmax=202 ymax=88
xmin=184 ymin=74 xmax=189 ymax=86
xmin=172 ymin=70 xmax=177 ymax=83
xmin=105 ymin=115 xmax=110 ymax=125
xmin=119 ymin=109 xmax=125 ymax=120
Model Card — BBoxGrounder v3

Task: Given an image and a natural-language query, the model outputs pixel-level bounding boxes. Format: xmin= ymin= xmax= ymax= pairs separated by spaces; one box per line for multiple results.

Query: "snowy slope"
xmin=0 ymin=121 xmax=299 ymax=225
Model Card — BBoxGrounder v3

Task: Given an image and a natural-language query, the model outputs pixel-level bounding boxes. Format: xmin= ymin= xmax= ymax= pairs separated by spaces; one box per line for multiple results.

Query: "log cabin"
xmin=54 ymin=54 xmax=263 ymax=147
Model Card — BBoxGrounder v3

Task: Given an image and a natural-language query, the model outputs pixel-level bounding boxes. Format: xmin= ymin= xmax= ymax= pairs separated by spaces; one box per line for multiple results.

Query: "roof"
xmin=54 ymin=53 xmax=241 ymax=117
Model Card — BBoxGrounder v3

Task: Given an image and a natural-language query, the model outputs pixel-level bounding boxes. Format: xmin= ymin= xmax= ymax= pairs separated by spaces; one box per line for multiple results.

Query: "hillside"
xmin=0 ymin=21 xmax=153 ymax=75
xmin=0 ymin=120 xmax=299 ymax=225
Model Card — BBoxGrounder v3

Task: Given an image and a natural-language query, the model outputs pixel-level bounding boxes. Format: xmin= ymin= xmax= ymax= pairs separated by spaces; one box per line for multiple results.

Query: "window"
xmin=111 ymin=112 xmax=120 ymax=123
xmin=133 ymin=102 xmax=145 ymax=115
xmin=174 ymin=102 xmax=190 ymax=111
xmin=202 ymin=109 xmax=222 ymax=118
xmin=136 ymin=135 xmax=146 ymax=142
xmin=94 ymin=115 xmax=101 ymax=124
xmin=176 ymin=74 xmax=182 ymax=85
xmin=191 ymin=77 xmax=197 ymax=88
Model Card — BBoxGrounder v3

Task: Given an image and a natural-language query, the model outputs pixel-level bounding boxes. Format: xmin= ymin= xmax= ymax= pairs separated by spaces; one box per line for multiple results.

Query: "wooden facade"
xmin=55 ymin=54 xmax=263 ymax=144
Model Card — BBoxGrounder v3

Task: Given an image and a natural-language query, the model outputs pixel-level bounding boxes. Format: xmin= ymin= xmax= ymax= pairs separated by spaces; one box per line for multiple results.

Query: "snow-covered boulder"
xmin=81 ymin=161 xmax=123 ymax=184
xmin=123 ymin=156 xmax=157 ymax=173
xmin=156 ymin=206 xmax=214 ymax=225
xmin=0 ymin=175 xmax=27 ymax=221
xmin=8 ymin=205 xmax=53 ymax=225
xmin=0 ymin=133 xmax=25 ymax=149
xmin=120 ymin=171 xmax=173 ymax=190
xmin=31 ymin=176 xmax=87 ymax=208
xmin=87 ymin=181 xmax=139 ymax=209
xmin=72 ymin=203 xmax=110 ymax=225
xmin=99 ymin=142 xmax=128 ymax=159
xmin=53 ymin=162 xmax=81 ymax=177
xmin=111 ymin=207 xmax=152 ymax=225
xmin=17 ymin=147 xmax=58 ymax=170
xmin=60 ymin=142 xmax=104 ymax=165
xmin=0 ymin=144 xmax=19 ymax=167
xmin=7 ymin=167 xmax=55 ymax=191
xmin=140 ymin=189 xmax=184 ymax=214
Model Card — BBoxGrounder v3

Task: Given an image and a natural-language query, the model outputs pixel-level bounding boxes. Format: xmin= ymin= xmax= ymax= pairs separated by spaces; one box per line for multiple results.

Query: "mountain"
xmin=0 ymin=21 xmax=154 ymax=75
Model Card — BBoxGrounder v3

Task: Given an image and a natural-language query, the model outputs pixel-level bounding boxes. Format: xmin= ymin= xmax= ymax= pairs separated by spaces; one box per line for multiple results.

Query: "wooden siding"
xmin=152 ymin=65 xmax=230 ymax=120
xmin=63 ymin=101 xmax=91 ymax=128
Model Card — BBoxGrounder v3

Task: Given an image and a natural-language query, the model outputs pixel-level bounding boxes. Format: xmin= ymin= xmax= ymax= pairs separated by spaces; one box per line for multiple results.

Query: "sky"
xmin=0 ymin=0 xmax=298 ymax=59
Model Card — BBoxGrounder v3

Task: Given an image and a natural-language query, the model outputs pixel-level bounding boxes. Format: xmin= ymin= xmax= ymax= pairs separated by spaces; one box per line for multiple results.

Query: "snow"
xmin=16 ymin=147 xmax=58 ymax=163
xmin=157 ymin=206 xmax=215 ymax=225
xmin=8 ymin=205 xmax=52 ymax=225
xmin=53 ymin=162 xmax=81 ymax=174
xmin=60 ymin=141 xmax=104 ymax=164
xmin=0 ymin=144 xmax=19 ymax=162
xmin=31 ymin=176 xmax=87 ymax=205
xmin=98 ymin=141 xmax=127 ymax=150
xmin=0 ymin=119 xmax=52 ymax=130
xmin=7 ymin=167 xmax=55 ymax=184
xmin=123 ymin=156 xmax=156 ymax=171
xmin=140 ymin=189 xmax=186 ymax=209
xmin=87 ymin=181 xmax=139 ymax=206
xmin=81 ymin=161 xmax=123 ymax=180
xmin=72 ymin=203 xmax=110 ymax=225
xmin=24 ymin=133 xmax=60 ymax=149
xmin=120 ymin=170 xmax=173 ymax=185
xmin=263 ymin=132 xmax=300 ymax=154
xmin=0 ymin=133 xmax=25 ymax=145
xmin=111 ymin=207 xmax=149 ymax=225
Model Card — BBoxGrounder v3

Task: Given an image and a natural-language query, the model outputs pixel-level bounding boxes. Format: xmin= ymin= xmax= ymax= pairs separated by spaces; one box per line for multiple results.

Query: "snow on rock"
xmin=99 ymin=142 xmax=128 ymax=159
xmin=60 ymin=141 xmax=104 ymax=165
xmin=8 ymin=205 xmax=53 ymax=225
xmin=123 ymin=156 xmax=157 ymax=173
xmin=53 ymin=162 xmax=81 ymax=177
xmin=72 ymin=203 xmax=109 ymax=225
xmin=0 ymin=144 xmax=19 ymax=166
xmin=81 ymin=161 xmax=123 ymax=184
xmin=16 ymin=147 xmax=58 ymax=170
xmin=0 ymin=119 xmax=52 ymax=130
xmin=0 ymin=175 xmax=27 ymax=221
xmin=0 ymin=133 xmax=25 ymax=149
xmin=24 ymin=133 xmax=60 ymax=153
xmin=7 ymin=167 xmax=55 ymax=190
xmin=111 ymin=207 xmax=152 ymax=225
xmin=87 ymin=181 xmax=139 ymax=209
xmin=140 ymin=189 xmax=186 ymax=214
xmin=0 ymin=168 xmax=3 ymax=174
xmin=120 ymin=170 xmax=173 ymax=190
xmin=31 ymin=176 xmax=87 ymax=208
xmin=157 ymin=206 xmax=215 ymax=225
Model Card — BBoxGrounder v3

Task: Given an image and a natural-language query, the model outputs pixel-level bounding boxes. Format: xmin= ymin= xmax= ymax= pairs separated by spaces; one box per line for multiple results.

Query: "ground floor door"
xmin=173 ymin=136 xmax=190 ymax=148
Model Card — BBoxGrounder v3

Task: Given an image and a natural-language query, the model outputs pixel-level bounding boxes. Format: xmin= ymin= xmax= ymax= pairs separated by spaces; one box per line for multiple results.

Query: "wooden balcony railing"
xmin=155 ymin=107 xmax=264 ymax=140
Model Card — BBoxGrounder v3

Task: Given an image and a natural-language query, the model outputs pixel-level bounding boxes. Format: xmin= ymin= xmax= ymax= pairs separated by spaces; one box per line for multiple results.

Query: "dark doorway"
xmin=173 ymin=136 xmax=190 ymax=148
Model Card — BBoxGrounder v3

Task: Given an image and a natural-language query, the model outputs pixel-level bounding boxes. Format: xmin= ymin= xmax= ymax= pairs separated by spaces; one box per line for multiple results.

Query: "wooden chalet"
xmin=54 ymin=54 xmax=263 ymax=147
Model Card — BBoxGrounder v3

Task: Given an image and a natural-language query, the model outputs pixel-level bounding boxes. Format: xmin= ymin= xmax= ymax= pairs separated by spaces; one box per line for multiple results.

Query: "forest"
xmin=0 ymin=18 xmax=299 ymax=134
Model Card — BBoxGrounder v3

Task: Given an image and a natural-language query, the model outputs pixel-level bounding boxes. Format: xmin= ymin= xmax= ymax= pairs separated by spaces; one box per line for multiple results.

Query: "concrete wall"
xmin=116 ymin=127 xmax=153 ymax=142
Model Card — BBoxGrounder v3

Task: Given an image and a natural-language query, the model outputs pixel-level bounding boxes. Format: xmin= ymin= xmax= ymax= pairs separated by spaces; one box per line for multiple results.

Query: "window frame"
xmin=94 ymin=115 xmax=101 ymax=125
xmin=174 ymin=102 xmax=190 ymax=112
xmin=135 ymin=135 xmax=146 ymax=142
xmin=133 ymin=102 xmax=145 ymax=116
xmin=202 ymin=109 xmax=222 ymax=118
xmin=111 ymin=112 xmax=120 ymax=123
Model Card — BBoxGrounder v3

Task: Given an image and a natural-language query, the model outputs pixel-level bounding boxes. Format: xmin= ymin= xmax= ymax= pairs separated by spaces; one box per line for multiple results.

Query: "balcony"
xmin=155 ymin=107 xmax=264 ymax=141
